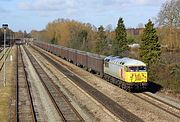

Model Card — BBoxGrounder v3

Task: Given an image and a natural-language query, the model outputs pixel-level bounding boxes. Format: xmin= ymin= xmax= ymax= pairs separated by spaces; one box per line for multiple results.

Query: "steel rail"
xmin=23 ymin=46 xmax=84 ymax=122
xmin=16 ymin=45 xmax=37 ymax=122
xmin=0 ymin=47 xmax=11 ymax=71
xmin=133 ymin=93 xmax=180 ymax=119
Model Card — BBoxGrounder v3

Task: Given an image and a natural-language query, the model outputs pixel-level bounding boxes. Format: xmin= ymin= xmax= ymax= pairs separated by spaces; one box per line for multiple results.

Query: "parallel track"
xmin=23 ymin=46 xmax=84 ymax=122
xmin=16 ymin=45 xmax=37 ymax=121
xmin=0 ymin=47 xmax=11 ymax=71
xmin=0 ymin=47 xmax=9 ymax=60
xmin=133 ymin=92 xmax=180 ymax=119
xmin=31 ymin=45 xmax=143 ymax=122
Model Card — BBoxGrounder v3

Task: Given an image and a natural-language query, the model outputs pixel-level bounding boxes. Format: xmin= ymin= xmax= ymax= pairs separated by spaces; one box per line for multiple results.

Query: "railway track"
xmin=0 ymin=47 xmax=9 ymax=60
xmin=23 ymin=46 xmax=84 ymax=122
xmin=16 ymin=45 xmax=37 ymax=121
xmin=133 ymin=92 xmax=180 ymax=119
xmin=0 ymin=47 xmax=11 ymax=71
xmin=31 ymin=45 xmax=143 ymax=122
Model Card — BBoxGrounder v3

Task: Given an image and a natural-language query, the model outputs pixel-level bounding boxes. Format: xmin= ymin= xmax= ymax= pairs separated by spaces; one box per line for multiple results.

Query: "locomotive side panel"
xmin=104 ymin=62 xmax=124 ymax=81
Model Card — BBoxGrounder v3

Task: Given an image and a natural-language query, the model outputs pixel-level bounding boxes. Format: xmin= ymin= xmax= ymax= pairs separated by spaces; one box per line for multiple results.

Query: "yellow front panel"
xmin=125 ymin=72 xmax=147 ymax=83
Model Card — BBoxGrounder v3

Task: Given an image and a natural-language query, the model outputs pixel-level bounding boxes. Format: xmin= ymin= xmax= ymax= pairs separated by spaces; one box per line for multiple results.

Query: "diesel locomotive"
xmin=33 ymin=41 xmax=148 ymax=91
xmin=104 ymin=56 xmax=147 ymax=90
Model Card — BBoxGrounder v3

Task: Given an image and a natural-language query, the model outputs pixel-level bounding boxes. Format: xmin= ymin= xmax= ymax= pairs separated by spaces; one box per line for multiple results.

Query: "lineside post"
xmin=2 ymin=24 xmax=8 ymax=87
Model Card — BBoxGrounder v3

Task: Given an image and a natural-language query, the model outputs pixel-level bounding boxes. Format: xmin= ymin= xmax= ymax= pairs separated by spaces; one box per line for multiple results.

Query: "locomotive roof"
xmin=105 ymin=56 xmax=146 ymax=66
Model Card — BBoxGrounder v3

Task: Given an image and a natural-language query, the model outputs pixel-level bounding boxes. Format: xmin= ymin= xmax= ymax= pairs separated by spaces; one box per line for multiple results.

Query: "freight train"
xmin=33 ymin=41 xmax=148 ymax=91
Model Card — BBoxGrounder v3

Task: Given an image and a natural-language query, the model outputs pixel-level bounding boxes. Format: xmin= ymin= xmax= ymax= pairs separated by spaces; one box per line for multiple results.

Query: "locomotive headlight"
xmin=141 ymin=73 xmax=147 ymax=78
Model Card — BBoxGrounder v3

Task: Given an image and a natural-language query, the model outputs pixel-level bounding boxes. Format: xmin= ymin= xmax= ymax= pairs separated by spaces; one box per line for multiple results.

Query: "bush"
xmin=151 ymin=51 xmax=180 ymax=93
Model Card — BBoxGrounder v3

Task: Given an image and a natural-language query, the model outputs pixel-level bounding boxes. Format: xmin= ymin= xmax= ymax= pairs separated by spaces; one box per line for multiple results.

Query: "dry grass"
xmin=0 ymin=47 xmax=15 ymax=121
xmin=0 ymin=86 xmax=11 ymax=121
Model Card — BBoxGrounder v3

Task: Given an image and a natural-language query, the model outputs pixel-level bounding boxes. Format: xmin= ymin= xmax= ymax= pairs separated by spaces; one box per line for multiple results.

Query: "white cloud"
xmin=17 ymin=0 xmax=164 ymax=18
xmin=17 ymin=0 xmax=87 ymax=18
xmin=18 ymin=0 xmax=85 ymax=10
xmin=18 ymin=0 xmax=65 ymax=11
xmin=18 ymin=0 xmax=163 ymax=11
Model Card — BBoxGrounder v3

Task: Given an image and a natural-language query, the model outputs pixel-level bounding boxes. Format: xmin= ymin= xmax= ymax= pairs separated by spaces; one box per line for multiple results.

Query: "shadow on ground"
xmin=131 ymin=81 xmax=162 ymax=93
xmin=147 ymin=81 xmax=162 ymax=93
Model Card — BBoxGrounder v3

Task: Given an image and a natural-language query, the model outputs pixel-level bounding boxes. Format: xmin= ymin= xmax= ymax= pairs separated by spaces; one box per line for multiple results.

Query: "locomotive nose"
xmin=129 ymin=73 xmax=147 ymax=82
xmin=135 ymin=73 xmax=141 ymax=81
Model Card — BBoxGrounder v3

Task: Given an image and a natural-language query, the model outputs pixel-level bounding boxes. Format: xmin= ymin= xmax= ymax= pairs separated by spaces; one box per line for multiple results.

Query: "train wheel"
xmin=100 ymin=73 xmax=104 ymax=78
xmin=126 ymin=86 xmax=131 ymax=92
xmin=106 ymin=76 xmax=110 ymax=82
xmin=118 ymin=82 xmax=122 ymax=88
xmin=115 ymin=80 xmax=119 ymax=86
xmin=110 ymin=77 xmax=115 ymax=84
xmin=122 ymin=83 xmax=126 ymax=90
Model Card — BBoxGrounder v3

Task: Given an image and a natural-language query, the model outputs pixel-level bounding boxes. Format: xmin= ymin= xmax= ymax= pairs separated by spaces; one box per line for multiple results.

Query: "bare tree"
xmin=157 ymin=0 xmax=180 ymax=49
xmin=157 ymin=0 xmax=180 ymax=28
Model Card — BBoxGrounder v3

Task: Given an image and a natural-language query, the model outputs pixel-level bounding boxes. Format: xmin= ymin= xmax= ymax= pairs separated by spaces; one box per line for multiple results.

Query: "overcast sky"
xmin=0 ymin=0 xmax=165 ymax=32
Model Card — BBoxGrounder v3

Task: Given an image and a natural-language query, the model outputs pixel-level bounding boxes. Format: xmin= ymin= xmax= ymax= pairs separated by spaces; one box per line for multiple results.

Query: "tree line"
xmin=31 ymin=18 xmax=161 ymax=79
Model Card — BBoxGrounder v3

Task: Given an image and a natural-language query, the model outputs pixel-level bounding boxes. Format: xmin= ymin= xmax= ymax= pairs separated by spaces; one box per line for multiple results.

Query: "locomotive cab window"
xmin=138 ymin=66 xmax=146 ymax=72
xmin=105 ymin=59 xmax=110 ymax=62
xmin=126 ymin=66 xmax=146 ymax=72
xmin=127 ymin=66 xmax=138 ymax=72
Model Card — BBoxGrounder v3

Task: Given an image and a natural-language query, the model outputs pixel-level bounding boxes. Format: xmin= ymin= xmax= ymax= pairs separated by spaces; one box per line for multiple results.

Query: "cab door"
xmin=119 ymin=65 xmax=124 ymax=80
